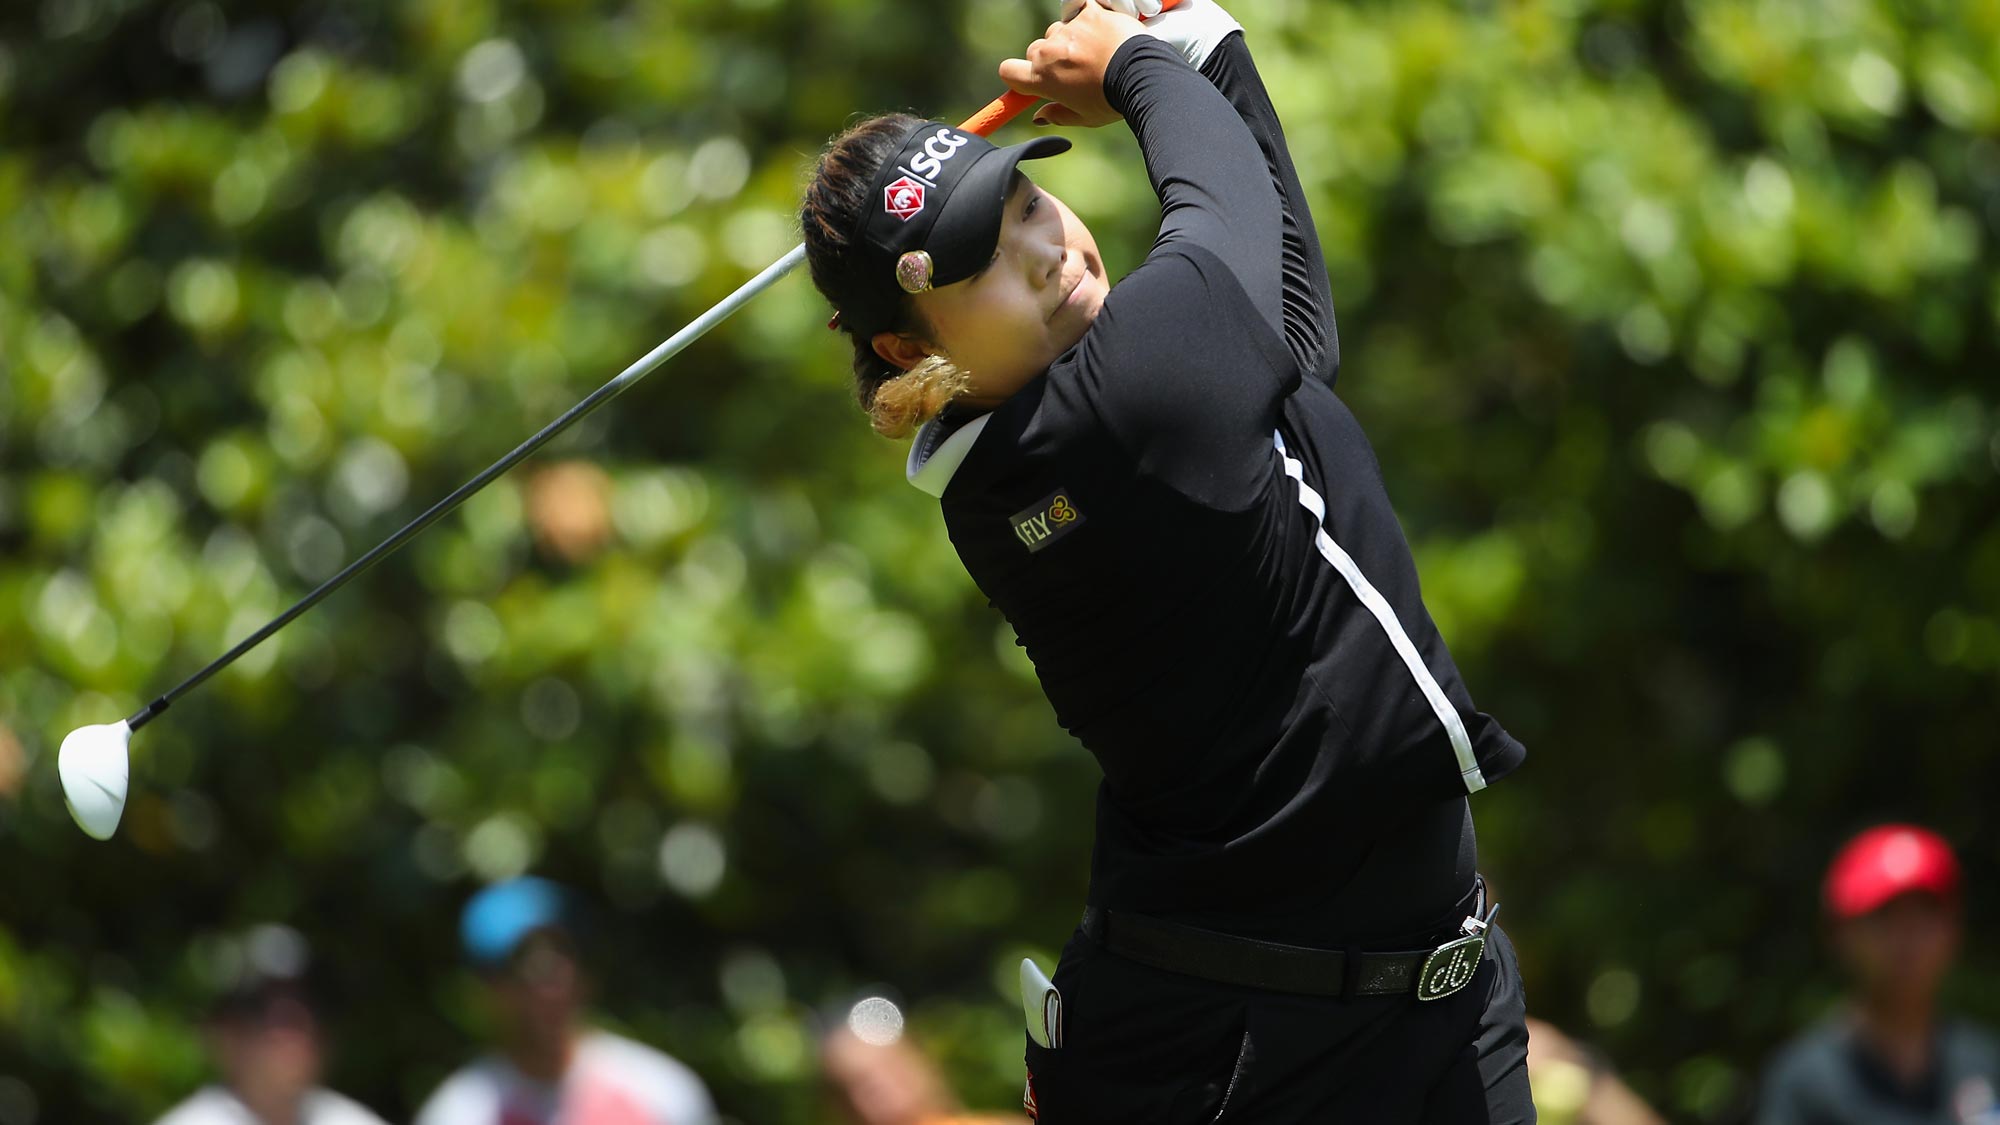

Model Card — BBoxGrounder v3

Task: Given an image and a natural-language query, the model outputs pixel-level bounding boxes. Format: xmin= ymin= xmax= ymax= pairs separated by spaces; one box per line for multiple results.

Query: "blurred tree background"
xmin=2 ymin=0 xmax=1997 ymax=1120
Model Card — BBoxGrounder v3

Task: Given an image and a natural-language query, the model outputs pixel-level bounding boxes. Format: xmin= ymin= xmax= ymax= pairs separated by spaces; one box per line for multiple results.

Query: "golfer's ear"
xmin=871 ymin=331 xmax=934 ymax=373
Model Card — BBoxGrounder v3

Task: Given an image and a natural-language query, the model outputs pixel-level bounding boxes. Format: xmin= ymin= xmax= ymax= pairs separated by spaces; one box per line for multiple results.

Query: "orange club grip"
xmin=960 ymin=0 xmax=1187 ymax=136
xmin=961 ymin=90 xmax=1042 ymax=137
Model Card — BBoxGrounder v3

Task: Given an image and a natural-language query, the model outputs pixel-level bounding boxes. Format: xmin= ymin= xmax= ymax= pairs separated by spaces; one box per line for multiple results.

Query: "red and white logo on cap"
xmin=884 ymin=176 xmax=926 ymax=222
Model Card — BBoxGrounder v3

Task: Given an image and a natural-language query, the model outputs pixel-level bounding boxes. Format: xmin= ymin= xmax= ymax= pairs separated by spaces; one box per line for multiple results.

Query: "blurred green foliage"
xmin=2 ymin=0 xmax=1997 ymax=1121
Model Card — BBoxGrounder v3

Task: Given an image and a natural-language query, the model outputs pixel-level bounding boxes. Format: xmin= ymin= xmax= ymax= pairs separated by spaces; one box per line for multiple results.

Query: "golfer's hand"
xmin=1062 ymin=0 xmax=1168 ymax=15
xmin=998 ymin=3 xmax=1146 ymax=128
xmin=1062 ymin=0 xmax=1244 ymax=71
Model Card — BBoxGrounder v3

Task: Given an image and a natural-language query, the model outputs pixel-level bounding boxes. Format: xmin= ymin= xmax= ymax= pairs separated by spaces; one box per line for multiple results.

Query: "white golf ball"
xmin=58 ymin=721 xmax=131 ymax=841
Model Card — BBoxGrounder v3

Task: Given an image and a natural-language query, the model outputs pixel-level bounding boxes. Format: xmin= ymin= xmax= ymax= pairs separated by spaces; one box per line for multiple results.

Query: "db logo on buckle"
xmin=1416 ymin=933 xmax=1485 ymax=1001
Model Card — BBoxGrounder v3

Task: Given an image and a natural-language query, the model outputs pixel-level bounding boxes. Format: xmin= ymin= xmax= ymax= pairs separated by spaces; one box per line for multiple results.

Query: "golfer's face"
xmin=916 ymin=173 xmax=1106 ymax=405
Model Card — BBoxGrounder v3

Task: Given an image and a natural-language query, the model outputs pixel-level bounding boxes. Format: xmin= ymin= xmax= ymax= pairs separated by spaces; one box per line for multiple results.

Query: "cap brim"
xmin=1830 ymin=882 xmax=1956 ymax=920
xmin=925 ymin=135 xmax=1072 ymax=289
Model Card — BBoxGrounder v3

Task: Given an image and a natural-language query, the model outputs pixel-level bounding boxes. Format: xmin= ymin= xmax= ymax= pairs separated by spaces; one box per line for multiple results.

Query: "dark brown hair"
xmin=801 ymin=114 xmax=967 ymax=438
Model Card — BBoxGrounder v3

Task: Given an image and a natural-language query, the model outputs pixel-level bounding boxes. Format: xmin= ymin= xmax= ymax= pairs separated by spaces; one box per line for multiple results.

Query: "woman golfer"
xmin=800 ymin=2 xmax=1533 ymax=1120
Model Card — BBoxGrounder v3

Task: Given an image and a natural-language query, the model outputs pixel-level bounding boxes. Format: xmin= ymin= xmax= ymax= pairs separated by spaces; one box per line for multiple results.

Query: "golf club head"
xmin=58 ymin=721 xmax=131 ymax=841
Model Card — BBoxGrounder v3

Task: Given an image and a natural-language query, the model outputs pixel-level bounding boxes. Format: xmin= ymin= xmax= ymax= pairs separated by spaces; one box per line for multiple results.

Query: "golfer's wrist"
xmin=1102 ymin=34 xmax=1187 ymax=119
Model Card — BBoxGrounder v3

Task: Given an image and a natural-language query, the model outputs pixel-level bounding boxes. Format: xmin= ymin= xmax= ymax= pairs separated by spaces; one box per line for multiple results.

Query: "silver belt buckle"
xmin=1415 ymin=899 xmax=1498 ymax=1002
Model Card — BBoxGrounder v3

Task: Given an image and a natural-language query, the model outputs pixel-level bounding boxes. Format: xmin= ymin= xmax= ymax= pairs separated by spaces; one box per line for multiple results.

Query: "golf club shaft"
xmin=125 ymin=93 xmax=1045 ymax=733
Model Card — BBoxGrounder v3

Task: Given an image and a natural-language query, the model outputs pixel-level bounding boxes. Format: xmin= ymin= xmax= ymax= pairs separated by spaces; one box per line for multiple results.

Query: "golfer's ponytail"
xmin=801 ymin=114 xmax=967 ymax=438
xmin=862 ymin=354 xmax=968 ymax=438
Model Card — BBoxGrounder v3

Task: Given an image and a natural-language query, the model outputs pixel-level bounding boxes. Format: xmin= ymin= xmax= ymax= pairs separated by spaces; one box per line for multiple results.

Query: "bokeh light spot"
xmin=658 ymin=822 xmax=726 ymax=898
xmin=846 ymin=996 xmax=904 ymax=1046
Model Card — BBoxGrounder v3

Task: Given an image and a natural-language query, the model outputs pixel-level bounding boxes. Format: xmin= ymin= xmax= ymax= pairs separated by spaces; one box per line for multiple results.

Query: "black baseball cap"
xmin=836 ymin=120 xmax=1070 ymax=336
xmin=208 ymin=924 xmax=316 ymax=1025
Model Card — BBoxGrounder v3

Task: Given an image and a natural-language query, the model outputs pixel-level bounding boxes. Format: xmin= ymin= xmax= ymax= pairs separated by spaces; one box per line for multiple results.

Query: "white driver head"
xmin=58 ymin=721 xmax=132 ymax=841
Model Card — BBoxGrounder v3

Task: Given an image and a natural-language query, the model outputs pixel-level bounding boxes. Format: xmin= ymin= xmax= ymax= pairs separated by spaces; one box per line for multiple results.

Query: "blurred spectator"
xmin=414 ymin=877 xmax=718 ymax=1125
xmin=154 ymin=925 xmax=388 ymax=1125
xmin=1758 ymin=825 xmax=2000 ymax=1124
xmin=1524 ymin=1017 xmax=1665 ymax=1125
xmin=818 ymin=996 xmax=1024 ymax=1125
xmin=0 ymin=724 xmax=23 ymax=798
xmin=526 ymin=462 xmax=614 ymax=564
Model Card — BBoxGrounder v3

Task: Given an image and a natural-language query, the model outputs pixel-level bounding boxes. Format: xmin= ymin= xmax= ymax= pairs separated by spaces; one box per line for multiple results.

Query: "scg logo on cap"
xmin=884 ymin=176 xmax=926 ymax=221
xmin=908 ymin=127 xmax=970 ymax=180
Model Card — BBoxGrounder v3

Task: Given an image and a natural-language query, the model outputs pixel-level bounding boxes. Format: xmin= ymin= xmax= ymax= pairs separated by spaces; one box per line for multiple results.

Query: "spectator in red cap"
xmin=1757 ymin=824 xmax=2000 ymax=1125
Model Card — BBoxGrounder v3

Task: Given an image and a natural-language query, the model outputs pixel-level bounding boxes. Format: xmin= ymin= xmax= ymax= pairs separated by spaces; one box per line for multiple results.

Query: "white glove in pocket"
xmin=1060 ymin=0 xmax=1243 ymax=70
xmin=1020 ymin=958 xmax=1064 ymax=1049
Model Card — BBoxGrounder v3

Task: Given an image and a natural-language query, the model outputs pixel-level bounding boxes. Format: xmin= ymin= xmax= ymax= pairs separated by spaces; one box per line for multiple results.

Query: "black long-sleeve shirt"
xmin=906 ymin=33 xmax=1526 ymax=943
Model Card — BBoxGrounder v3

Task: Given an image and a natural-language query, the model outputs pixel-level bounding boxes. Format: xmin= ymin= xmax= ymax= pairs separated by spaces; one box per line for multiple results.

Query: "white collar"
xmin=905 ymin=413 xmax=992 ymax=498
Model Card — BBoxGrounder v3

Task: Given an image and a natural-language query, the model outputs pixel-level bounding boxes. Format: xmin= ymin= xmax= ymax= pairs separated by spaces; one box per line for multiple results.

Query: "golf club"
xmin=57 ymin=4 xmax=1186 ymax=840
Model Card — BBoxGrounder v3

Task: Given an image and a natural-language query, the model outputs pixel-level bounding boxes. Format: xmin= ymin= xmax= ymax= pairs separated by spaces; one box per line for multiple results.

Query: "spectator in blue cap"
xmin=414 ymin=877 xmax=718 ymax=1125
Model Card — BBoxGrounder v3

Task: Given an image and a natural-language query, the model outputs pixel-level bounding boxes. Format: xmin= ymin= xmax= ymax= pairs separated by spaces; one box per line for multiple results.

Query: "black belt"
xmin=1080 ymin=883 xmax=1496 ymax=1002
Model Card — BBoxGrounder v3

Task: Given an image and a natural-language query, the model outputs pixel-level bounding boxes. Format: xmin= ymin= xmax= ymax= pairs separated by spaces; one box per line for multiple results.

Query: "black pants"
xmin=1024 ymin=923 xmax=1535 ymax=1123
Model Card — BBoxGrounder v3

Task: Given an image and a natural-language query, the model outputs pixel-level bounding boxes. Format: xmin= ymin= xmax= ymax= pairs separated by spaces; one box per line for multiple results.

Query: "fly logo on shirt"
xmin=1011 ymin=490 xmax=1084 ymax=553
